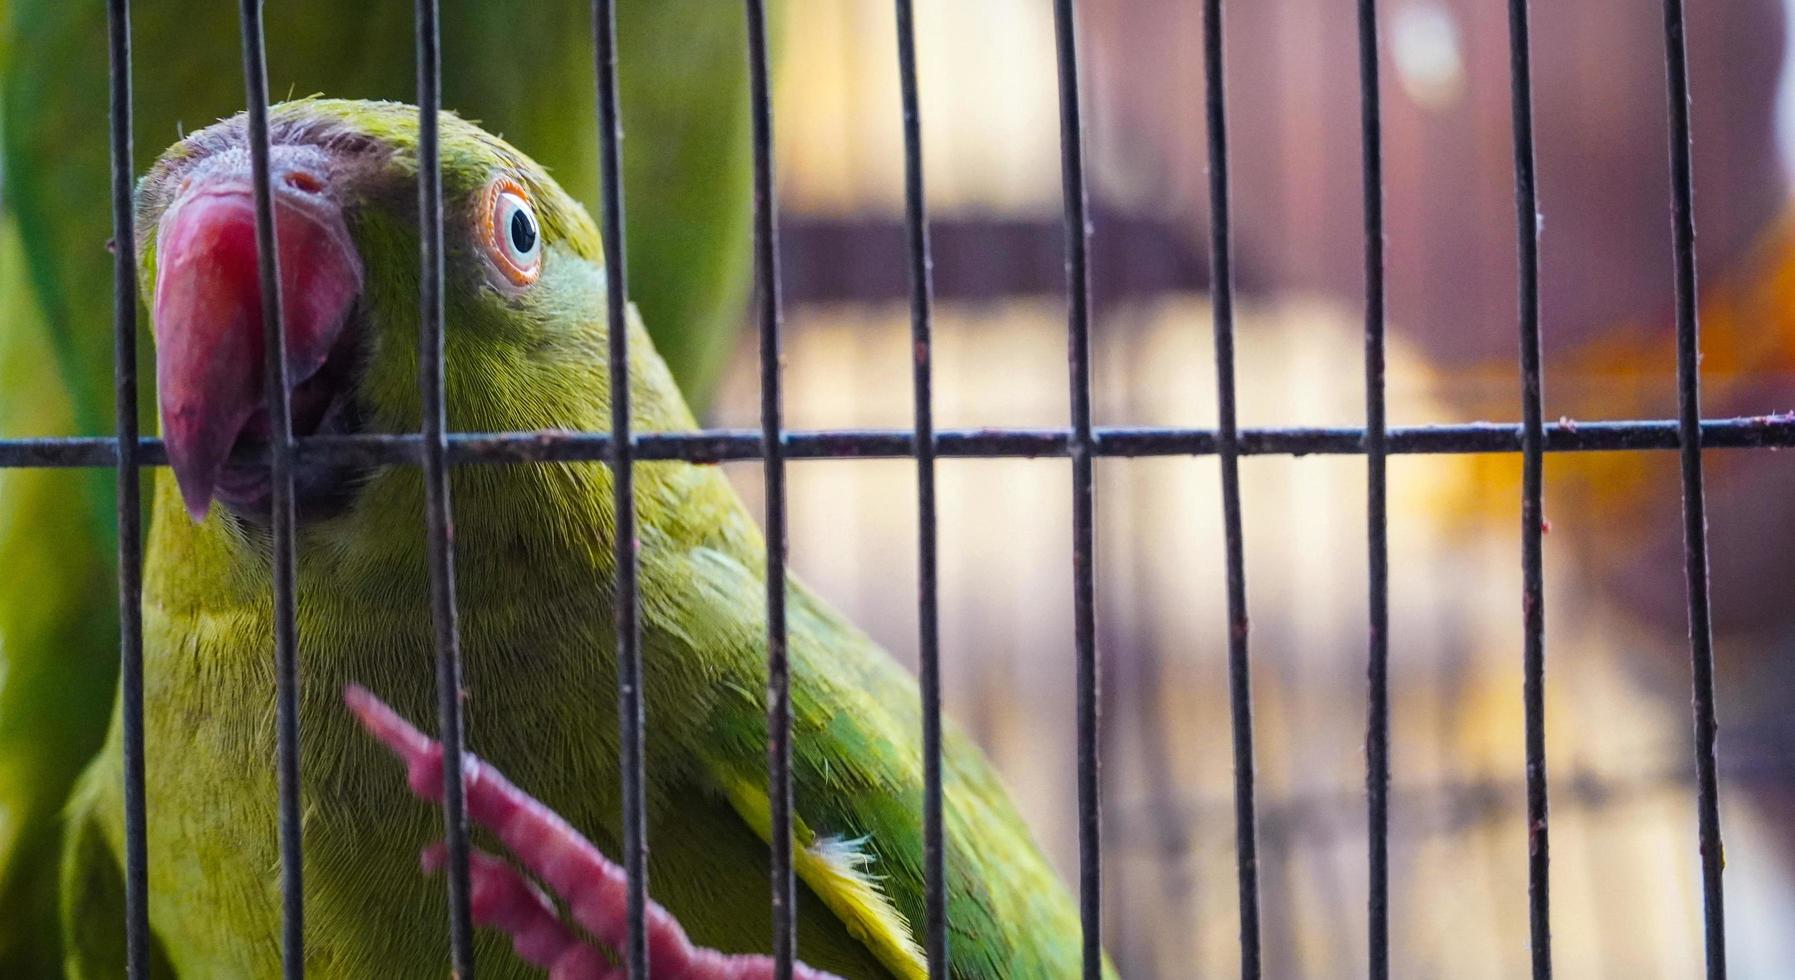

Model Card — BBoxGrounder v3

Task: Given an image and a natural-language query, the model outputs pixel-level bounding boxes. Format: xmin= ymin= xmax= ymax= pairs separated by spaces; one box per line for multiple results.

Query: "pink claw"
xmin=344 ymin=684 xmax=846 ymax=980
xmin=419 ymin=842 xmax=613 ymax=979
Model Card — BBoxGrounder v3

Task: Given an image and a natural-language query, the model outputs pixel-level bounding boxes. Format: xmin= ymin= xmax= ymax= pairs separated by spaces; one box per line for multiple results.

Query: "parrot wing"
xmin=59 ymin=743 xmax=176 ymax=980
xmin=59 ymin=757 xmax=130 ymax=980
xmin=644 ymin=529 xmax=1100 ymax=980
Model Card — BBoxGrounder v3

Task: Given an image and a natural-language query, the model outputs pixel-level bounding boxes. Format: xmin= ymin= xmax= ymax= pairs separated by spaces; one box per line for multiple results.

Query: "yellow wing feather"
xmin=716 ymin=773 xmax=928 ymax=980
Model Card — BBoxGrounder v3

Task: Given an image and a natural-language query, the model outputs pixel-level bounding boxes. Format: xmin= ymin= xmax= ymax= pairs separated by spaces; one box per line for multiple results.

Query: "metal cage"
xmin=0 ymin=0 xmax=1743 ymax=975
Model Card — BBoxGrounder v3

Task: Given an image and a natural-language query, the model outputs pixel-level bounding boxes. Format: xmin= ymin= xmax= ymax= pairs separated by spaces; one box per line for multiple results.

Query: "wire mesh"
xmin=102 ymin=1 xmax=150 ymax=976
xmin=13 ymin=415 xmax=1795 ymax=473
xmin=1353 ymin=0 xmax=1391 ymax=974
xmin=1048 ymin=1 xmax=1106 ymax=976
xmin=230 ymin=1 xmax=307 ymax=973
xmin=1198 ymin=2 xmax=1266 ymax=976
xmin=1661 ymin=0 xmax=1729 ymax=974
xmin=1503 ymin=0 xmax=1553 ymax=974
xmin=891 ymin=0 xmax=950 ymax=973
xmin=412 ymin=0 xmax=478 ymax=973
xmin=741 ymin=1 xmax=800 ymax=975
xmin=44 ymin=0 xmax=1741 ymax=975
xmin=591 ymin=0 xmax=650 ymax=976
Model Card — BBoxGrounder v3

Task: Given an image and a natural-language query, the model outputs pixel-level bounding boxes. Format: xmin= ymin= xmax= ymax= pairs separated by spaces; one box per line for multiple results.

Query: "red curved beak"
xmin=153 ymin=175 xmax=362 ymax=521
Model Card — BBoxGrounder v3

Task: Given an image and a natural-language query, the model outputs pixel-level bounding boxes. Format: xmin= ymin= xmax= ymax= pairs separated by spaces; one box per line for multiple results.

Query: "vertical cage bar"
xmin=1504 ymin=0 xmax=1552 ymax=975
xmin=1659 ymin=2 xmax=1726 ymax=975
xmin=892 ymin=0 xmax=948 ymax=974
xmin=742 ymin=1 xmax=796 ymax=973
xmin=1199 ymin=1 xmax=1263 ymax=975
xmin=1355 ymin=0 xmax=1391 ymax=974
xmin=591 ymin=0 xmax=650 ymax=975
xmin=233 ymin=1 xmax=305 ymax=973
xmin=413 ymin=0 xmax=478 ymax=974
xmin=890 ymin=0 xmax=947 ymax=969
xmin=1048 ymin=2 xmax=1102 ymax=976
xmin=105 ymin=1 xmax=150 ymax=974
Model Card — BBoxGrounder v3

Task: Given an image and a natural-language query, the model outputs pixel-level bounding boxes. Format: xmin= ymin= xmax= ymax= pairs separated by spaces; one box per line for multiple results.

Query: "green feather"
xmin=61 ymin=100 xmax=1109 ymax=977
xmin=0 ymin=5 xmax=750 ymax=971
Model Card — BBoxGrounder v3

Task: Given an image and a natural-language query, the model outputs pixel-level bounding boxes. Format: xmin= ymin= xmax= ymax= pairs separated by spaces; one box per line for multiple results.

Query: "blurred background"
xmin=709 ymin=0 xmax=1795 ymax=975
xmin=5 ymin=0 xmax=1795 ymax=976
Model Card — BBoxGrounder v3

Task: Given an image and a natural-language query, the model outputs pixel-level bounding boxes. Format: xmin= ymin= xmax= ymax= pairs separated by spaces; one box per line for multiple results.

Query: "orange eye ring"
xmin=480 ymin=177 xmax=542 ymax=287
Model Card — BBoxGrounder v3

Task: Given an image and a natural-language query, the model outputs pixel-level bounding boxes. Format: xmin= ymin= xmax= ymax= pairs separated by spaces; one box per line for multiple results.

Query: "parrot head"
xmin=138 ymin=99 xmax=607 ymax=524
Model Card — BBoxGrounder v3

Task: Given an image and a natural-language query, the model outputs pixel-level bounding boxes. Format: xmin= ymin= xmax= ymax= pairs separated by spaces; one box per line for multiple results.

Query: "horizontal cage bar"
xmin=7 ymin=414 xmax=1795 ymax=471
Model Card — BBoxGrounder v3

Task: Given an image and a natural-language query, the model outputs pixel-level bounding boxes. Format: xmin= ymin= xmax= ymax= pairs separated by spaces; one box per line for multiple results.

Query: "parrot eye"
xmin=481 ymin=177 xmax=542 ymax=287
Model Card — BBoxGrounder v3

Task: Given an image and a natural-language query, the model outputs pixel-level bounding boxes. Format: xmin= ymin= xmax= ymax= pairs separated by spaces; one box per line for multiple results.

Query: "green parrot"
xmin=61 ymin=99 xmax=1104 ymax=978
xmin=0 ymin=4 xmax=750 ymax=971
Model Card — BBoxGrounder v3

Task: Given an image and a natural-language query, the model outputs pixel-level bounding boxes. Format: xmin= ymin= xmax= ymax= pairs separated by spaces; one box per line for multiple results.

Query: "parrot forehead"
xmin=136 ymin=104 xmax=398 ymax=254
xmin=137 ymin=98 xmax=601 ymax=267
xmin=156 ymin=143 xmax=351 ymax=198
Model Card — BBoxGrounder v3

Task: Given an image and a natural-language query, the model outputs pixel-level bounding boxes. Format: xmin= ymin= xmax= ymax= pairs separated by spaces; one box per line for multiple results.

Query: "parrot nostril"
xmin=284 ymin=170 xmax=326 ymax=194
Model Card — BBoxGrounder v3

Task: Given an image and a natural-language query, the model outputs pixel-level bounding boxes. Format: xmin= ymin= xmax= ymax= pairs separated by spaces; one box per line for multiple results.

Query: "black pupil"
xmin=509 ymin=207 xmax=537 ymax=255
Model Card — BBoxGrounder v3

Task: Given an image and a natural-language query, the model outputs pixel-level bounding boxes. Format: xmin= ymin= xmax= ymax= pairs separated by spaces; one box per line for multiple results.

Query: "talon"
xmin=346 ymin=685 xmax=847 ymax=980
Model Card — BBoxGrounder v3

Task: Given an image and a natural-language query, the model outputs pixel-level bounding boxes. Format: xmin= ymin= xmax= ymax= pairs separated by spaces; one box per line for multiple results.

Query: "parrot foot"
xmin=344 ymin=684 xmax=845 ymax=980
